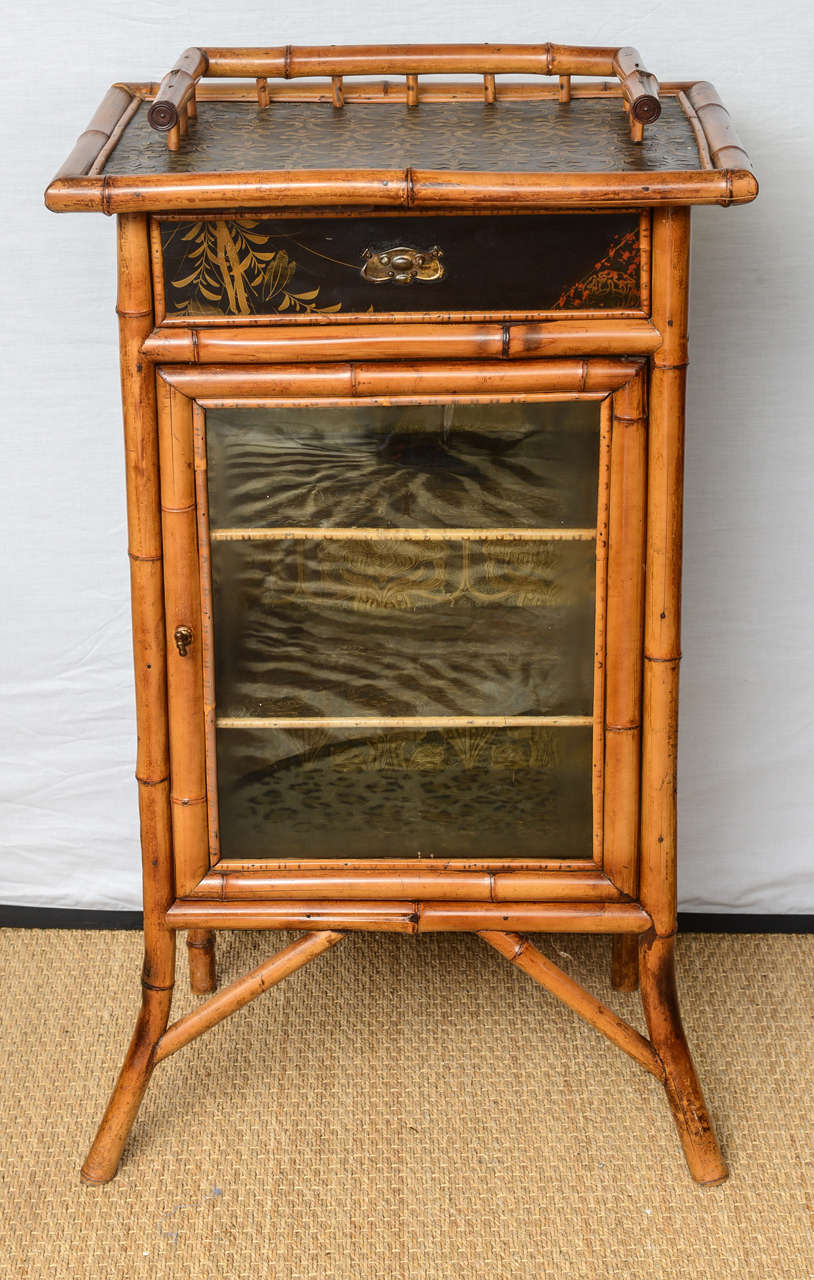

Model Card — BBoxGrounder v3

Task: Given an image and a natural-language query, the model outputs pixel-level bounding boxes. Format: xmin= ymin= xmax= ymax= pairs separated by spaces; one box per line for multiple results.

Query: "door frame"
xmin=155 ymin=358 xmax=647 ymax=906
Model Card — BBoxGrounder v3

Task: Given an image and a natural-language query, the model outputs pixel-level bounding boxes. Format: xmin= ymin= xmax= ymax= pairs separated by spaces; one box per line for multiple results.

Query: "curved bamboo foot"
xmin=187 ymin=929 xmax=217 ymax=994
xmin=80 ymin=979 xmax=173 ymax=1185
xmin=611 ymin=934 xmax=639 ymax=991
xmin=639 ymin=931 xmax=727 ymax=1185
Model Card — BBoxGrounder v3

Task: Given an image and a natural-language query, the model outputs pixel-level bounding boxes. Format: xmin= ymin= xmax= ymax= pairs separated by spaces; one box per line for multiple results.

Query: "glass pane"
xmin=212 ymin=536 xmax=596 ymax=718
xmin=205 ymin=399 xmax=602 ymax=862
xmin=216 ymin=725 xmax=593 ymax=861
xmin=206 ymin=402 xmax=599 ymax=530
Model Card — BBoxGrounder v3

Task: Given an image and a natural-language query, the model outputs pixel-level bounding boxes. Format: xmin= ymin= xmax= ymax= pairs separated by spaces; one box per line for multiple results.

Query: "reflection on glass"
xmin=212 ymin=536 xmax=596 ymax=719
xmin=205 ymin=400 xmax=602 ymax=861
xmin=216 ymin=726 xmax=593 ymax=861
xmin=206 ymin=402 xmax=600 ymax=530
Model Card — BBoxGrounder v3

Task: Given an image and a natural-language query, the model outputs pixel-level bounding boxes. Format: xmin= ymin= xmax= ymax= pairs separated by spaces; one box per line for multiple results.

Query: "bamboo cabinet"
xmin=46 ymin=44 xmax=757 ymax=1186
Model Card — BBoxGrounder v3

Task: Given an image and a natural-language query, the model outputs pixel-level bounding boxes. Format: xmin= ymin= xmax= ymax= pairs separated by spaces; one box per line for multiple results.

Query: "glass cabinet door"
xmin=198 ymin=400 xmax=606 ymax=862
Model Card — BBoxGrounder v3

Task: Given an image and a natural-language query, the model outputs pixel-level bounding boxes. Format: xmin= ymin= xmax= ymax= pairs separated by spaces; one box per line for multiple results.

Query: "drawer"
xmin=154 ymin=211 xmax=647 ymax=323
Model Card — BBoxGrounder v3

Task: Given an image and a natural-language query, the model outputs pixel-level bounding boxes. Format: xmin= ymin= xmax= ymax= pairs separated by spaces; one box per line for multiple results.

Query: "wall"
xmin=1 ymin=2 xmax=811 ymax=911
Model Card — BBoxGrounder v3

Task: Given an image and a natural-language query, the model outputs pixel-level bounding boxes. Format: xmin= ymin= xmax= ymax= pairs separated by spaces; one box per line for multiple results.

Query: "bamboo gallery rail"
xmin=45 ymin=39 xmax=756 ymax=1193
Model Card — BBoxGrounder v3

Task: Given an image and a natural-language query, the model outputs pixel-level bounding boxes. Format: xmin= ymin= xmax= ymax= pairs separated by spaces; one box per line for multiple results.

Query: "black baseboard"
xmin=0 ymin=905 xmax=811 ymax=933
xmin=0 ymin=906 xmax=144 ymax=930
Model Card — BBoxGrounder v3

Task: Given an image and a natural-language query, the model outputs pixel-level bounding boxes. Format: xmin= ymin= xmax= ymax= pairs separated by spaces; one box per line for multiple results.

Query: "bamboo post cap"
xmin=613 ymin=47 xmax=661 ymax=123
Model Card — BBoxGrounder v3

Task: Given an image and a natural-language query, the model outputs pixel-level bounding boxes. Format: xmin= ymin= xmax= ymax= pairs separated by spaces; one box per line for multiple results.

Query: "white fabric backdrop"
xmin=2 ymin=2 xmax=812 ymax=911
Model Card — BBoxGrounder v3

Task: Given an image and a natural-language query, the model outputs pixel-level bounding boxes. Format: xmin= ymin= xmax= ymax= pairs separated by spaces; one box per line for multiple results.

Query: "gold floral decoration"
xmin=164 ymin=219 xmax=343 ymax=316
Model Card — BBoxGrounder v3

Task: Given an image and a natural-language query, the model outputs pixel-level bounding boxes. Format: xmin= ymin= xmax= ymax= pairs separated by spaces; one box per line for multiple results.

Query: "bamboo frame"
xmin=185 ymin=869 xmax=623 ymax=901
xmin=603 ymin=369 xmax=647 ymax=901
xmin=158 ymin=359 xmax=640 ymax=400
xmin=592 ymin=399 xmax=612 ymax=861
xmin=45 ymin=167 xmax=758 ymax=216
xmin=53 ymin=86 xmax=133 ymax=179
xmin=156 ymin=379 xmax=210 ymax=897
xmin=141 ymin=320 xmax=662 ymax=362
xmin=142 ymin=45 xmax=661 ymax=142
xmin=180 ymin=362 xmax=631 ymax=885
xmin=165 ymin=900 xmax=652 ymax=933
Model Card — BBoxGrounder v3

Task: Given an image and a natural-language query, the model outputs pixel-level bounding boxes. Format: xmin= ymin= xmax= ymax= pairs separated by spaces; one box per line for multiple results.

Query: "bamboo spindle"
xmin=640 ymin=206 xmax=690 ymax=937
xmin=480 ymin=932 xmax=663 ymax=1078
xmin=406 ymin=73 xmax=418 ymax=107
xmin=611 ymin=935 xmax=640 ymax=991
xmin=186 ymin=929 xmax=216 ymax=994
xmin=155 ymin=931 xmax=344 ymax=1062
xmin=483 ymin=73 xmax=496 ymax=104
xmin=331 ymin=75 xmax=344 ymax=108
xmin=558 ymin=75 xmax=571 ymax=103
xmin=256 ymin=77 xmax=270 ymax=108
xmin=81 ymin=214 xmax=175 ymax=1186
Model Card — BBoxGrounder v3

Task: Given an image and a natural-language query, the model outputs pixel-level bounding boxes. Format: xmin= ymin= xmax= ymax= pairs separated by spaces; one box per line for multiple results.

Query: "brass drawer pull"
xmin=174 ymin=625 xmax=194 ymax=657
xmin=361 ymin=245 xmax=444 ymax=285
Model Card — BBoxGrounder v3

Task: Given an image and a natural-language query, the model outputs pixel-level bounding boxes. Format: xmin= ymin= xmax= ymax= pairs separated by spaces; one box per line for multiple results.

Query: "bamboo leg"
xmin=80 ymin=964 xmax=174 ymax=1185
xmin=640 ymin=931 xmax=727 ymax=1184
xmin=637 ymin=206 xmax=726 ymax=1185
xmin=186 ymin=929 xmax=217 ymax=994
xmin=81 ymin=212 xmax=175 ymax=1185
xmin=611 ymin=935 xmax=639 ymax=991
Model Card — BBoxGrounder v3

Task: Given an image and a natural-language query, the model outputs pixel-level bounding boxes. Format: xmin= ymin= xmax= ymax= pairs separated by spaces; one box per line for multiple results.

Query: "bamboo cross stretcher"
xmin=44 ymin=43 xmax=757 ymax=1191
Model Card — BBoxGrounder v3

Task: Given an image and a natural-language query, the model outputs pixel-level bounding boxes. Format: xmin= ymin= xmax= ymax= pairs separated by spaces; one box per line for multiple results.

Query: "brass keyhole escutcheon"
xmin=174 ymin=625 xmax=193 ymax=657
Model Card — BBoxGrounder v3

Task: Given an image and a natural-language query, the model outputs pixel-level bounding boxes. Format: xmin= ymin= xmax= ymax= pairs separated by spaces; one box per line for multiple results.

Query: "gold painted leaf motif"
xmin=164 ymin=219 xmax=346 ymax=316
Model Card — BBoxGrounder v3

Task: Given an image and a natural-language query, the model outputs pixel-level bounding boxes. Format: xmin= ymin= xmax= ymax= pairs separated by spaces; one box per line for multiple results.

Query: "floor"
xmin=1 ymin=928 xmax=811 ymax=1279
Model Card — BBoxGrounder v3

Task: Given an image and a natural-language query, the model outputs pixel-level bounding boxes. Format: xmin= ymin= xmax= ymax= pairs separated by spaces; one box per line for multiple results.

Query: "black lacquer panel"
xmin=105 ymin=98 xmax=700 ymax=176
xmin=159 ymin=213 xmax=641 ymax=316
